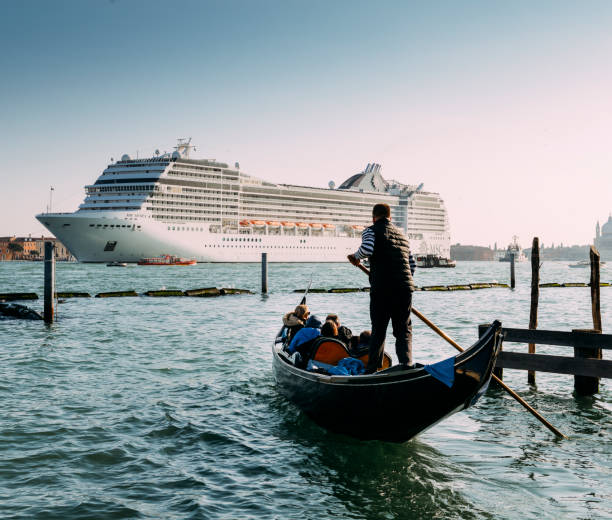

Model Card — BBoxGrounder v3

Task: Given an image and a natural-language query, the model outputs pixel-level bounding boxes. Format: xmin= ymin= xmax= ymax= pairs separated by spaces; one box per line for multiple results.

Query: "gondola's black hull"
xmin=273 ymin=321 xmax=502 ymax=442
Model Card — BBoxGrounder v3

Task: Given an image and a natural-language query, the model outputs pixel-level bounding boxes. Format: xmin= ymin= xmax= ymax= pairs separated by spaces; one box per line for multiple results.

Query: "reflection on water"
xmin=275 ymin=398 xmax=493 ymax=520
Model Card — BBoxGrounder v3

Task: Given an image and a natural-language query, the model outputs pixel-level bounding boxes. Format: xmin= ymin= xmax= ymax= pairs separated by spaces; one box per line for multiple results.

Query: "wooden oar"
xmin=354 ymin=262 xmax=567 ymax=439
xmin=300 ymin=275 xmax=313 ymax=305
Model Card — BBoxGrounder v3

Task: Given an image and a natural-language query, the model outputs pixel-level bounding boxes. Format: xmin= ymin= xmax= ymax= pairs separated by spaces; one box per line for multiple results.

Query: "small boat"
xmin=266 ymin=221 xmax=281 ymax=227
xmin=106 ymin=261 xmax=127 ymax=267
xmin=309 ymin=223 xmax=322 ymax=229
xmin=239 ymin=220 xmax=251 ymax=227
xmin=295 ymin=222 xmax=309 ymax=228
xmin=281 ymin=221 xmax=295 ymax=228
xmin=272 ymin=314 xmax=502 ymax=442
xmin=137 ymin=255 xmax=196 ymax=266
xmin=250 ymin=220 xmax=266 ymax=227
xmin=569 ymin=260 xmax=607 ymax=268
xmin=415 ymin=255 xmax=456 ymax=268
xmin=323 ymin=223 xmax=336 ymax=230
xmin=499 ymin=236 xmax=527 ymax=262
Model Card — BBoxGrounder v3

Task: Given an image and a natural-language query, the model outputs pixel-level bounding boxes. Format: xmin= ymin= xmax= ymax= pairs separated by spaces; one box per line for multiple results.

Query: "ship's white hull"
xmin=36 ymin=212 xmax=366 ymax=263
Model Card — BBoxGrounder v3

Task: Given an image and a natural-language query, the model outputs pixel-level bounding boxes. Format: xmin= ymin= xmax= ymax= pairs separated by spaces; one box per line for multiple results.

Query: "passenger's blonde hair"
xmin=294 ymin=304 xmax=309 ymax=319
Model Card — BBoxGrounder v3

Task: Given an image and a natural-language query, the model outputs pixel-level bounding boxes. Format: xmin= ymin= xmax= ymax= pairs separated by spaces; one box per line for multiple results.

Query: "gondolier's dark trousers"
xmin=367 ymin=287 xmax=412 ymax=372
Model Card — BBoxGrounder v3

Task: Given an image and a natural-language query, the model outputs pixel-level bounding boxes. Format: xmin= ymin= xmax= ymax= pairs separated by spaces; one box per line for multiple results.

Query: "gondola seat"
xmin=310 ymin=338 xmax=351 ymax=365
xmin=350 ymin=345 xmax=392 ymax=370
xmin=309 ymin=338 xmax=392 ymax=371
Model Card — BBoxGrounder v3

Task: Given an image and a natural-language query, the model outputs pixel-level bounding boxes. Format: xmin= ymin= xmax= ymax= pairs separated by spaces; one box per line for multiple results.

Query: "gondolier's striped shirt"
xmin=354 ymin=227 xmax=417 ymax=274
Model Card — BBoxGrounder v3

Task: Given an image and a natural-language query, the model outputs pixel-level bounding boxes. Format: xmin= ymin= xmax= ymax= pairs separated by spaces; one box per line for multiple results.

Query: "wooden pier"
xmin=484 ymin=244 xmax=608 ymax=395
xmin=481 ymin=324 xmax=611 ymax=394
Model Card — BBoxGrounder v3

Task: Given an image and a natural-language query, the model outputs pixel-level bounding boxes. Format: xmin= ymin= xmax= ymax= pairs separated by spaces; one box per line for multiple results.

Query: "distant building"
xmin=0 ymin=237 xmax=17 ymax=261
xmin=450 ymin=244 xmax=495 ymax=261
xmin=595 ymin=215 xmax=612 ymax=261
xmin=0 ymin=235 xmax=75 ymax=262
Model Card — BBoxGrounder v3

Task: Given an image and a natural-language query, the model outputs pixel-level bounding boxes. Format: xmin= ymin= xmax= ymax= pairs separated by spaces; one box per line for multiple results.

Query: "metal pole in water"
xmin=510 ymin=252 xmax=516 ymax=289
xmin=261 ymin=252 xmax=268 ymax=294
xmin=44 ymin=241 xmax=55 ymax=323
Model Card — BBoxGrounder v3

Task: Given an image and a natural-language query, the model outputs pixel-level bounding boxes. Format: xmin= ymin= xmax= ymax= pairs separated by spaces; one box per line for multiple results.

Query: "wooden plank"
xmin=501 ymin=327 xmax=612 ymax=349
xmin=496 ymin=351 xmax=612 ymax=378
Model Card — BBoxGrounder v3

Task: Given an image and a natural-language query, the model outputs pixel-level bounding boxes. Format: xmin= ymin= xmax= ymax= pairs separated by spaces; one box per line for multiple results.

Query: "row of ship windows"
xmin=154 ymin=215 xmax=208 ymax=221
xmin=82 ymin=206 xmax=141 ymax=211
xmin=167 ymin=226 xmax=206 ymax=231
xmin=182 ymin=187 xmax=239 ymax=195
xmin=149 ymin=200 xmax=239 ymax=208
xmin=88 ymin=185 xmax=157 ymax=194
xmin=88 ymin=199 xmax=145 ymax=204
xmin=171 ymin=165 xmax=228 ymax=173
xmin=110 ymin=163 xmax=167 ymax=169
xmin=148 ymin=207 xmax=238 ymax=214
xmin=202 ymin=244 xmax=335 ymax=249
xmin=156 ymin=192 xmax=239 ymax=200
xmin=168 ymin=171 xmax=226 ymax=179
xmin=88 ymin=224 xmax=142 ymax=229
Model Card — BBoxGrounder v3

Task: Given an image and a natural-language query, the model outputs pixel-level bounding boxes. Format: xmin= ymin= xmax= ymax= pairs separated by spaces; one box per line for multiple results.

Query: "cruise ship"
xmin=36 ymin=139 xmax=451 ymax=263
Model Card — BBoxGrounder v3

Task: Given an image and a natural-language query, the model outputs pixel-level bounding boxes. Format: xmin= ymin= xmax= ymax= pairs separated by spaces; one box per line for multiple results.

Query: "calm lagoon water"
xmin=0 ymin=260 xmax=610 ymax=519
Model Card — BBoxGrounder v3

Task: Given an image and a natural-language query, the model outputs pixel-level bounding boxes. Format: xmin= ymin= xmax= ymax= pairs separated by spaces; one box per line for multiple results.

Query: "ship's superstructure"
xmin=36 ymin=139 xmax=451 ymax=263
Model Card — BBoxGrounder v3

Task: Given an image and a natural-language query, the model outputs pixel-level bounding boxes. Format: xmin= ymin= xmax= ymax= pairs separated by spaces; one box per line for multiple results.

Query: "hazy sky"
xmin=1 ymin=0 xmax=611 ymax=247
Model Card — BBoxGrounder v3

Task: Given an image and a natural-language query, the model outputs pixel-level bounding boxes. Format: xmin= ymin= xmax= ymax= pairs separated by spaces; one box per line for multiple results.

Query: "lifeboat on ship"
xmin=281 ymin=221 xmax=295 ymax=228
xmin=137 ymin=255 xmax=196 ymax=266
xmin=323 ymin=223 xmax=336 ymax=230
xmin=266 ymin=221 xmax=281 ymax=228
xmin=250 ymin=220 xmax=266 ymax=227
xmin=295 ymin=222 xmax=309 ymax=228
xmin=351 ymin=225 xmax=364 ymax=232
xmin=309 ymin=223 xmax=322 ymax=230
xmin=239 ymin=220 xmax=251 ymax=227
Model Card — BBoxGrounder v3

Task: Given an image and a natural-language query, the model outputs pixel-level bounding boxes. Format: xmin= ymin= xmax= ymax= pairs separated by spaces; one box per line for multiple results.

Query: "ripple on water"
xmin=0 ymin=261 xmax=610 ymax=519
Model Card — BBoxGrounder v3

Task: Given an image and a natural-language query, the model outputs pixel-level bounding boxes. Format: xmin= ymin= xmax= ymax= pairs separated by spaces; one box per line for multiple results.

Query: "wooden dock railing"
xmin=479 ymin=324 xmax=612 ymax=395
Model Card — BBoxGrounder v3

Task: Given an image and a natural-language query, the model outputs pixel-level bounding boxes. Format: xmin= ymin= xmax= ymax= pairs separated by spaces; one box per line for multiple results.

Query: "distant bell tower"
xmin=596 ymin=221 xmax=601 ymax=239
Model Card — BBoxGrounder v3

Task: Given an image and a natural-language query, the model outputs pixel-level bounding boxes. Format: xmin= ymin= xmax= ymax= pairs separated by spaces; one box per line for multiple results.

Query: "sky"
xmin=1 ymin=0 xmax=611 ymax=248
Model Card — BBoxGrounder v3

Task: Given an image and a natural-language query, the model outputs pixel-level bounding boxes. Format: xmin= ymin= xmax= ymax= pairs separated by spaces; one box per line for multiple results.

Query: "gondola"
xmin=272 ymin=318 xmax=503 ymax=442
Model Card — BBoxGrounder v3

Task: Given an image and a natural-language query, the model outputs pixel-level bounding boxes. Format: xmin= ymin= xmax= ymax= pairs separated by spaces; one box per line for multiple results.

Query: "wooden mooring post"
xmin=510 ymin=252 xmax=516 ymax=289
xmin=261 ymin=252 xmax=268 ymax=294
xmin=590 ymin=246 xmax=602 ymax=332
xmin=43 ymin=241 xmax=55 ymax=323
xmin=528 ymin=237 xmax=539 ymax=385
xmin=573 ymin=247 xmax=604 ymax=395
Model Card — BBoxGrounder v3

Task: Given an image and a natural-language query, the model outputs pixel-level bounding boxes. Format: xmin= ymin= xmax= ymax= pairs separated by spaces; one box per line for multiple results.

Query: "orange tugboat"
xmin=137 ymin=255 xmax=196 ymax=266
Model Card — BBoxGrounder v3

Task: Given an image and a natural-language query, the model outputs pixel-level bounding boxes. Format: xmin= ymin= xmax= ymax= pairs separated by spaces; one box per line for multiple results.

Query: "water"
xmin=1 ymin=261 xmax=610 ymax=519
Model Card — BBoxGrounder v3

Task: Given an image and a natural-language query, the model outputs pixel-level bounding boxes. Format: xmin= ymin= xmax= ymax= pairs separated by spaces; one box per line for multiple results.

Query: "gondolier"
xmin=348 ymin=203 xmax=416 ymax=373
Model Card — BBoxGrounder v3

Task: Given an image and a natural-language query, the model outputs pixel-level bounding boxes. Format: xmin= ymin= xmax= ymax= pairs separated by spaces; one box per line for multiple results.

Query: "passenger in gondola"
xmin=325 ymin=313 xmax=353 ymax=346
xmin=282 ymin=304 xmax=309 ymax=343
xmin=348 ymin=330 xmax=371 ymax=356
xmin=347 ymin=203 xmax=416 ymax=373
xmin=356 ymin=330 xmax=371 ymax=350
xmin=287 ymin=314 xmax=322 ymax=355
xmin=320 ymin=319 xmax=339 ymax=339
